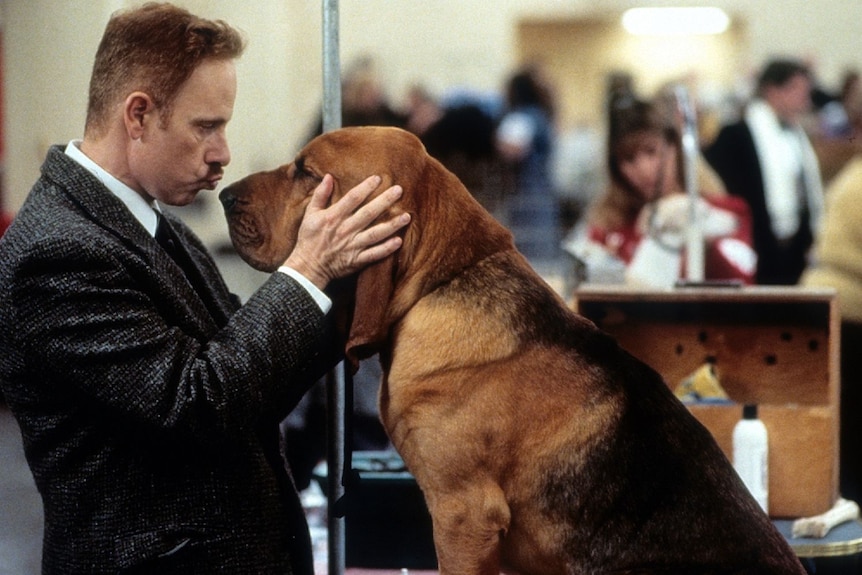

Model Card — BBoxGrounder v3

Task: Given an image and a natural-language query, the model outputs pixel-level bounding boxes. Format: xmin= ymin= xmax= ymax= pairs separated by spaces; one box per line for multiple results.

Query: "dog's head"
xmin=220 ymin=126 xmax=513 ymax=366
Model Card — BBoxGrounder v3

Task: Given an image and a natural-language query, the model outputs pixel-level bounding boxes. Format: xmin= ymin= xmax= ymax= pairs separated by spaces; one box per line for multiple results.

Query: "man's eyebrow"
xmin=193 ymin=116 xmax=229 ymax=126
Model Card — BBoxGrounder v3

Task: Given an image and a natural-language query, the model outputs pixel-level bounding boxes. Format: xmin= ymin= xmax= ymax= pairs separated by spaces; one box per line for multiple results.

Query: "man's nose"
xmin=208 ymin=133 xmax=231 ymax=167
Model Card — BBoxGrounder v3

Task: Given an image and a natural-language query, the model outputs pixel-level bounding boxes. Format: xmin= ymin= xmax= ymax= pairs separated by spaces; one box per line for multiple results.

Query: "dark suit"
xmin=0 ymin=146 xmax=335 ymax=574
xmin=704 ymin=121 xmax=814 ymax=285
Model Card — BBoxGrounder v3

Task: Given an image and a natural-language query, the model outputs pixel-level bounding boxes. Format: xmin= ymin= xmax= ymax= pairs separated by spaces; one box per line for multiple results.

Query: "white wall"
xmin=3 ymin=0 xmax=862 ymax=245
xmin=3 ymin=1 xmax=117 ymax=206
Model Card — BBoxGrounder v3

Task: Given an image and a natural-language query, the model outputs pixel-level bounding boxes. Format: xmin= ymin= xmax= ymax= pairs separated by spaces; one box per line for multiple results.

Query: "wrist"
xmin=283 ymin=255 xmax=329 ymax=291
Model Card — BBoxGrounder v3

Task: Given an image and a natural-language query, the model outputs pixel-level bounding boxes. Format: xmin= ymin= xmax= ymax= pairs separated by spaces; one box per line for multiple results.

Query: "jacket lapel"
xmin=41 ymin=146 xmax=234 ymax=332
xmin=158 ymin=210 xmax=236 ymax=324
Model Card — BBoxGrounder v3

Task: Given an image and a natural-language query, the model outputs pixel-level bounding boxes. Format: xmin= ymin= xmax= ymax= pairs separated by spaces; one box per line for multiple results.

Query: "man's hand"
xmin=284 ymin=174 xmax=411 ymax=290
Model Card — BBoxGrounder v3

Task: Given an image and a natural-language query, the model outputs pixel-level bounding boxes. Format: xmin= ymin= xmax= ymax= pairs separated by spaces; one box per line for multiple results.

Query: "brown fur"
xmin=220 ymin=126 xmax=805 ymax=575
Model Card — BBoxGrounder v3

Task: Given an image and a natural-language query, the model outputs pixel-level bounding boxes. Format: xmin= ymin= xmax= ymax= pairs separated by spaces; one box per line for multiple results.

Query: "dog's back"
xmin=557 ymin=350 xmax=799 ymax=572
xmin=397 ymin=247 xmax=805 ymax=574
xmin=466 ymin=254 xmax=804 ymax=573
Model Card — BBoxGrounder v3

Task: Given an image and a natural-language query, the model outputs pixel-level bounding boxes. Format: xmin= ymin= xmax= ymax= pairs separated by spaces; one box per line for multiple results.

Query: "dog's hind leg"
xmin=425 ymin=481 xmax=511 ymax=575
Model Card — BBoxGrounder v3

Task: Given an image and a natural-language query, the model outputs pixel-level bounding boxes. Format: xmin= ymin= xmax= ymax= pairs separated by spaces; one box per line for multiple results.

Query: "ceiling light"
xmin=622 ymin=7 xmax=730 ymax=36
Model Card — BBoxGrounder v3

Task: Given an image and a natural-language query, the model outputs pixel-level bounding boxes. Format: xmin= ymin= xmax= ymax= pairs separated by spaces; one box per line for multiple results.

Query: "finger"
xmin=353 ymin=211 xmax=411 ymax=249
xmin=329 ymin=175 xmax=382 ymax=216
xmin=347 ymin=185 xmax=404 ymax=231
xmin=354 ymin=235 xmax=404 ymax=267
xmin=306 ymin=174 xmax=334 ymax=213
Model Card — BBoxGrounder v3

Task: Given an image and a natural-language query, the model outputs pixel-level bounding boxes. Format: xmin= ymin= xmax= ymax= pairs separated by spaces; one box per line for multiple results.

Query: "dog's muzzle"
xmin=218 ymin=188 xmax=237 ymax=214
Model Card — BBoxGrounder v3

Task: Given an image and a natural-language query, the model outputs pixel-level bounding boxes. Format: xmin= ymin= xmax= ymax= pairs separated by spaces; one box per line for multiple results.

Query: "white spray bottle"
xmin=732 ymin=404 xmax=769 ymax=513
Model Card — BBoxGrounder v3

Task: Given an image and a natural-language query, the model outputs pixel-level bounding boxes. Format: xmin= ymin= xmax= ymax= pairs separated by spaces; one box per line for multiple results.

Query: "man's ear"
xmin=123 ymin=91 xmax=155 ymax=141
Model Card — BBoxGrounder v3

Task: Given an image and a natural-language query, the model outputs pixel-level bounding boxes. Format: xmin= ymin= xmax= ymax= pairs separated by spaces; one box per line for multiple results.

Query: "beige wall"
xmin=517 ymin=17 xmax=746 ymax=130
xmin=3 ymin=0 xmax=862 ymax=245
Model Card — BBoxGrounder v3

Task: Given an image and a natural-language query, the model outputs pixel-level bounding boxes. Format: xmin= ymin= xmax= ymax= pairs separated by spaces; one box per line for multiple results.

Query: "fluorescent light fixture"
xmin=622 ymin=7 xmax=730 ymax=36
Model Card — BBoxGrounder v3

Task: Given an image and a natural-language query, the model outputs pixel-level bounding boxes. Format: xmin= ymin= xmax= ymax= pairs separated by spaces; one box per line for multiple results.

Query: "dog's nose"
xmin=218 ymin=188 xmax=237 ymax=213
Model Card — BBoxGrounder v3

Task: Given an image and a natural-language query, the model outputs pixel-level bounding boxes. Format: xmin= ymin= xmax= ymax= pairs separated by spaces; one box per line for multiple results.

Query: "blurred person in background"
xmin=566 ymin=97 xmax=755 ymax=287
xmin=801 ymin=154 xmax=862 ymax=505
xmin=705 ymin=58 xmax=824 ymax=285
xmin=306 ymin=55 xmax=405 ymax=142
xmin=818 ymin=69 xmax=862 ymax=140
xmin=496 ymin=65 xmax=560 ymax=266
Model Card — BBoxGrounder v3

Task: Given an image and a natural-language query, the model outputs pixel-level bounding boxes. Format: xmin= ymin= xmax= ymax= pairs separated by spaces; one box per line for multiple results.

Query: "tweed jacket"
xmin=0 ymin=146 xmax=335 ymax=574
xmin=704 ymin=120 xmax=816 ymax=285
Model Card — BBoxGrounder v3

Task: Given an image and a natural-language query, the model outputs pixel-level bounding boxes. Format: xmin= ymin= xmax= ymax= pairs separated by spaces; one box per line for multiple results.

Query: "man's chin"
xmin=157 ymin=181 xmax=220 ymax=206
xmin=159 ymin=190 xmax=202 ymax=207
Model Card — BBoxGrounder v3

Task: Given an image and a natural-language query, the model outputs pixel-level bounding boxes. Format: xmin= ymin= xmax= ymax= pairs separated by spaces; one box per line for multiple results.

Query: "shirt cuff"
xmin=277 ymin=266 xmax=332 ymax=314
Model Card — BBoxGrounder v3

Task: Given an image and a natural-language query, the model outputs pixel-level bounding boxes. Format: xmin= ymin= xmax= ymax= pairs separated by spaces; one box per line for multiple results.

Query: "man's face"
xmin=129 ymin=58 xmax=236 ymax=206
xmin=768 ymin=74 xmax=812 ymax=124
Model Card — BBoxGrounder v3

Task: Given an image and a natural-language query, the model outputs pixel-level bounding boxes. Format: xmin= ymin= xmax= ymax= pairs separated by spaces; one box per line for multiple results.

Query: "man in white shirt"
xmin=705 ymin=58 xmax=824 ymax=285
xmin=0 ymin=4 xmax=408 ymax=574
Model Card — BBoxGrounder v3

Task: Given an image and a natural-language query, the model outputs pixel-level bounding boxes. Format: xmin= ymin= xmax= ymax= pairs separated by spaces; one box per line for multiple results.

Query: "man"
xmin=704 ymin=58 xmax=824 ymax=285
xmin=0 ymin=3 xmax=408 ymax=574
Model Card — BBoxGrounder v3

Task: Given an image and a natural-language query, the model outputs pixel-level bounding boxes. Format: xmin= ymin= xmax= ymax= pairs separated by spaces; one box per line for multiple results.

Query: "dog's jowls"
xmin=220 ymin=126 xmax=806 ymax=575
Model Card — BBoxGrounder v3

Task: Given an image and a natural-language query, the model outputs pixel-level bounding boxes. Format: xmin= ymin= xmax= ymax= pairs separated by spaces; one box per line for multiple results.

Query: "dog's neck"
xmin=344 ymin=160 xmax=515 ymax=367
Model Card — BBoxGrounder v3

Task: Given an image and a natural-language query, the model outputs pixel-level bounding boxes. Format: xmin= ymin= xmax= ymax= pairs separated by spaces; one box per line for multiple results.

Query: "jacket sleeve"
xmin=703 ymin=124 xmax=760 ymax=206
xmin=5 ymin=229 xmax=339 ymax=447
xmin=703 ymin=126 xmax=735 ymax=189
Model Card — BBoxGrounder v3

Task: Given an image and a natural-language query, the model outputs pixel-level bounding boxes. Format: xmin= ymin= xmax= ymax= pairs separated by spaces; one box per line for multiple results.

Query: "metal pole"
xmin=675 ymin=85 xmax=704 ymax=282
xmin=325 ymin=367 xmax=346 ymax=575
xmin=322 ymin=2 xmax=344 ymax=575
xmin=322 ymin=0 xmax=342 ymax=134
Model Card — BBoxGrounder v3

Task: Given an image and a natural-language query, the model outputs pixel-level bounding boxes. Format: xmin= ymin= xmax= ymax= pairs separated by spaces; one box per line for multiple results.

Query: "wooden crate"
xmin=573 ymin=284 xmax=840 ymax=518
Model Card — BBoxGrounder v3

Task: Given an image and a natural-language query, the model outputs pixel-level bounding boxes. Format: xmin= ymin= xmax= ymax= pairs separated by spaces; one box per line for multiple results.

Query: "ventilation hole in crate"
xmin=764 ymin=354 xmax=777 ymax=365
xmin=698 ymin=331 xmax=708 ymax=343
xmin=809 ymin=339 xmax=820 ymax=352
xmin=780 ymin=331 xmax=793 ymax=341
xmin=675 ymin=344 xmax=684 ymax=355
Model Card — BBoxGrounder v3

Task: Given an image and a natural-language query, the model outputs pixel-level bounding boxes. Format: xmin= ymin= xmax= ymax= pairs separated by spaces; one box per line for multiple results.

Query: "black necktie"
xmin=154 ymin=211 xmax=227 ymax=322
xmin=154 ymin=211 xmax=207 ymax=294
xmin=154 ymin=211 xmax=227 ymax=321
xmin=155 ymin=211 xmax=184 ymax=266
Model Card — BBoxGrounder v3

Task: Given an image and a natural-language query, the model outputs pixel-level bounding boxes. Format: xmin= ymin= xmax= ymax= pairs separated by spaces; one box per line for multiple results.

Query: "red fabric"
xmin=587 ymin=194 xmax=756 ymax=284
xmin=0 ymin=211 xmax=13 ymax=238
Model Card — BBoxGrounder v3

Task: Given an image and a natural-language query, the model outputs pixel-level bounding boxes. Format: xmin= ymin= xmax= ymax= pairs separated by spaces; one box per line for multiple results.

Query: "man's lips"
xmin=204 ymin=174 xmax=223 ymax=189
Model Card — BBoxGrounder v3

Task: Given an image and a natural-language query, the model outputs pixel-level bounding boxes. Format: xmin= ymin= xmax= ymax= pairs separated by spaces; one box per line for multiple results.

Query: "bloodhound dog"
xmin=219 ymin=126 xmax=805 ymax=575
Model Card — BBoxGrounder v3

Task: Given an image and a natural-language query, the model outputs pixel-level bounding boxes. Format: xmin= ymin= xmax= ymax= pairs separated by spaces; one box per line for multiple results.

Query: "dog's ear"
xmin=344 ymin=248 xmax=397 ymax=369
xmin=342 ymin=170 xmax=408 ymax=370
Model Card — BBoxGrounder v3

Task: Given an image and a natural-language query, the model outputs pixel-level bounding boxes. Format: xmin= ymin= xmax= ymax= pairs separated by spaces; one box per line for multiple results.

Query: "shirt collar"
xmin=64 ymin=140 xmax=160 ymax=236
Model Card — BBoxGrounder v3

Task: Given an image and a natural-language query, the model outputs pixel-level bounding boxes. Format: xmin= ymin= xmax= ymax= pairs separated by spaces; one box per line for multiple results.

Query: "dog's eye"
xmin=290 ymin=161 xmax=309 ymax=181
xmin=293 ymin=157 xmax=317 ymax=179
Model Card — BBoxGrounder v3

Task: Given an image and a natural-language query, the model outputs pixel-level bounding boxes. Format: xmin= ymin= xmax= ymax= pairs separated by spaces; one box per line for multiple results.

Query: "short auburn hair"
xmin=85 ymin=2 xmax=246 ymax=137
